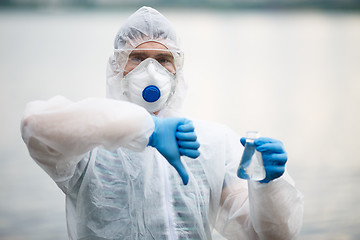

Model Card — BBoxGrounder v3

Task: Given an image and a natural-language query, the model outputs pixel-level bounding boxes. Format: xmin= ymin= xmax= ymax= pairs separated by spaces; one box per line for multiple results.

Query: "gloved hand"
xmin=148 ymin=116 xmax=200 ymax=185
xmin=240 ymin=137 xmax=287 ymax=183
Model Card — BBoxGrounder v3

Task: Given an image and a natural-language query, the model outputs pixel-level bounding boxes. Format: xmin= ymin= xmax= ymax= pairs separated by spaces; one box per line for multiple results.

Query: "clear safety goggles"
xmin=114 ymin=48 xmax=184 ymax=74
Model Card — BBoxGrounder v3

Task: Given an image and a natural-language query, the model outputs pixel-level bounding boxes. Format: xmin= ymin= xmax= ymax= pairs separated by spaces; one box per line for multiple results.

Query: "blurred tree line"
xmin=1 ymin=0 xmax=360 ymax=10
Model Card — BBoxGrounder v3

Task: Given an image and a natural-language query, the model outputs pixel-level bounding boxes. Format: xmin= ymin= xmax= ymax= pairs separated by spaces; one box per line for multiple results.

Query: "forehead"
xmin=136 ymin=41 xmax=168 ymax=50
xmin=130 ymin=41 xmax=173 ymax=56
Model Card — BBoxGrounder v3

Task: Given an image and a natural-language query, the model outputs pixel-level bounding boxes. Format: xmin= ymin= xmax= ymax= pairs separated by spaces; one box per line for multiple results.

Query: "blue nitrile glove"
xmin=240 ymin=137 xmax=287 ymax=183
xmin=149 ymin=116 xmax=200 ymax=185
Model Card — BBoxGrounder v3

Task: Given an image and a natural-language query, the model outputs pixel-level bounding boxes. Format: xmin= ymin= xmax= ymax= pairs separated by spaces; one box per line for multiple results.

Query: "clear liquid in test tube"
xmin=237 ymin=131 xmax=266 ymax=181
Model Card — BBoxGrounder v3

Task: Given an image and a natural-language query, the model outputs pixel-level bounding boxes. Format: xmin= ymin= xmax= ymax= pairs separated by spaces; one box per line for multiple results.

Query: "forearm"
xmin=248 ymin=173 xmax=304 ymax=240
xmin=21 ymin=96 xmax=154 ymax=181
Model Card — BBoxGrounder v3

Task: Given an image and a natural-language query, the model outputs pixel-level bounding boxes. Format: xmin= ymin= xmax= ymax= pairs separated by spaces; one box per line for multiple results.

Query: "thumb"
xmin=171 ymin=158 xmax=189 ymax=185
xmin=240 ymin=137 xmax=246 ymax=147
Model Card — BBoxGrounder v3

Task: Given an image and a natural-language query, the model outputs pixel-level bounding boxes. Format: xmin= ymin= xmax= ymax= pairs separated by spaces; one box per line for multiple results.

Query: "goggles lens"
xmin=115 ymin=48 xmax=183 ymax=74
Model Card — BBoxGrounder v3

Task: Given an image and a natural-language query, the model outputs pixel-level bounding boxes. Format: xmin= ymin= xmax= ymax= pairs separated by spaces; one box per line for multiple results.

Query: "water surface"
xmin=1 ymin=8 xmax=359 ymax=240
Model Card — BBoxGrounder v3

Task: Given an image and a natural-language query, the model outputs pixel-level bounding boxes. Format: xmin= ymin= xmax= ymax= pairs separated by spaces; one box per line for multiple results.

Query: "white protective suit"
xmin=21 ymin=6 xmax=304 ymax=240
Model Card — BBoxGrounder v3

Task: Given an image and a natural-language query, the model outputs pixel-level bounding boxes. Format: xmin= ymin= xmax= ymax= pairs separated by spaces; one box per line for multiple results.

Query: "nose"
xmin=146 ymin=60 xmax=156 ymax=74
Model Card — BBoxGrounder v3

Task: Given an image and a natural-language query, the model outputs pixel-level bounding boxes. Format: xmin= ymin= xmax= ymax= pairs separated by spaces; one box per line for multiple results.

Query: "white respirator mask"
xmin=123 ymin=58 xmax=175 ymax=113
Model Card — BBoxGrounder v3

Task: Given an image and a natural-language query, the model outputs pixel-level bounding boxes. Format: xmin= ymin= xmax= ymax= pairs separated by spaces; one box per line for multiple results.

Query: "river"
xmin=0 ymin=8 xmax=359 ymax=239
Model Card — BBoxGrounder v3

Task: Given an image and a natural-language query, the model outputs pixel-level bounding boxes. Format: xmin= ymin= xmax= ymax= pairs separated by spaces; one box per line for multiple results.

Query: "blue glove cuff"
xmin=148 ymin=115 xmax=159 ymax=147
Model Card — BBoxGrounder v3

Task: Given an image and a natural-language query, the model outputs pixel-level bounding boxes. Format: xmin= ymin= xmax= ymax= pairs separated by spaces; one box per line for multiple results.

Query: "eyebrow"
xmin=129 ymin=51 xmax=174 ymax=59
xmin=154 ymin=53 xmax=174 ymax=59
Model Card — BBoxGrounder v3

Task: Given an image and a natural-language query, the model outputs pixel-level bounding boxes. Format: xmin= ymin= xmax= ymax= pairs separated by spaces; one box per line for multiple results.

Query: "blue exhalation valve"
xmin=142 ymin=85 xmax=161 ymax=103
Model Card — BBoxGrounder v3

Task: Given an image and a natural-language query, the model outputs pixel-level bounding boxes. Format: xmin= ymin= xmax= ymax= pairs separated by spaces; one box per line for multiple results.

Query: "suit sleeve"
xmin=21 ymin=96 xmax=154 ymax=185
xmin=214 ymin=127 xmax=304 ymax=240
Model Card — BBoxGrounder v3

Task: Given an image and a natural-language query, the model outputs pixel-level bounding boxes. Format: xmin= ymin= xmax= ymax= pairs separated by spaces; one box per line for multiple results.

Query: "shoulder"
xmin=192 ymin=119 xmax=240 ymax=141
xmin=191 ymin=119 xmax=242 ymax=159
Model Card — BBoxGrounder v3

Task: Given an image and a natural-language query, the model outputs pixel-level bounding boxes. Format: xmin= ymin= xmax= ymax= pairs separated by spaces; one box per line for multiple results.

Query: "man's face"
xmin=123 ymin=41 xmax=176 ymax=76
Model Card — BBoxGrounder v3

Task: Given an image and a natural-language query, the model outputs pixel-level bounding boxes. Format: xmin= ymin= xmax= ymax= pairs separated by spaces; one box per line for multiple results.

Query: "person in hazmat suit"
xmin=21 ymin=6 xmax=304 ymax=240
